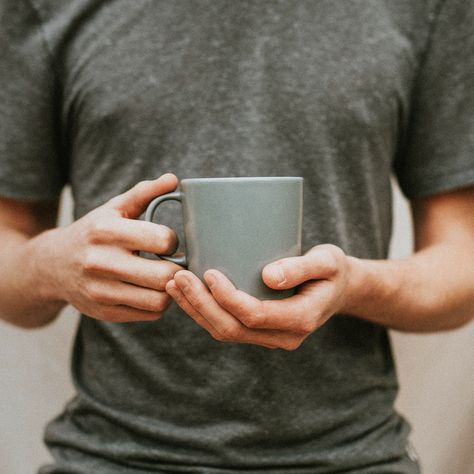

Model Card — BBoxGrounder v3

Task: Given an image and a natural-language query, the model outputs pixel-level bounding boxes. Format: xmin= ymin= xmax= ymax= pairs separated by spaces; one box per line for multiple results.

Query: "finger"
xmin=165 ymin=280 xmax=225 ymax=339
xmin=82 ymin=248 xmax=182 ymax=290
xmin=261 ymin=244 xmax=345 ymax=290
xmin=166 ymin=281 xmax=278 ymax=349
xmin=93 ymin=305 xmax=164 ymax=323
xmin=117 ymin=257 xmax=182 ymax=291
xmin=106 ymin=173 xmax=178 ymax=218
xmin=88 ymin=218 xmax=179 ymax=255
xmin=204 ymin=269 xmax=324 ymax=333
xmin=85 ymin=279 xmax=172 ymax=312
xmin=173 ymin=270 xmax=304 ymax=349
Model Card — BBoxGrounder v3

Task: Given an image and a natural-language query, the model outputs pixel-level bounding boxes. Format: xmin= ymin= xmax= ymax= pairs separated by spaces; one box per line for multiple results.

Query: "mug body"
xmin=179 ymin=177 xmax=303 ymax=299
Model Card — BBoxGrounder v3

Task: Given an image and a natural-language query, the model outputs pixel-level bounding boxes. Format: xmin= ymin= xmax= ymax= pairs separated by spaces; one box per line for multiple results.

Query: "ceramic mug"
xmin=145 ymin=176 xmax=303 ymax=300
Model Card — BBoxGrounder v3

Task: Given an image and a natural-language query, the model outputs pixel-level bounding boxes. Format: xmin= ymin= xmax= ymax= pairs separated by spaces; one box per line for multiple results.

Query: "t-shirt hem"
xmin=398 ymin=166 xmax=474 ymax=200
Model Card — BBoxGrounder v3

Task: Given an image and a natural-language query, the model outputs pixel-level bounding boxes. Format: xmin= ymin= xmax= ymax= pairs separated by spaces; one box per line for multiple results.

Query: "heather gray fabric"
xmin=1 ymin=0 xmax=474 ymax=473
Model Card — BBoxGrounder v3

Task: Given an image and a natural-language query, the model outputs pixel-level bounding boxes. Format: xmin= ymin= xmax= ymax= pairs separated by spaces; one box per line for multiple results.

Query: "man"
xmin=0 ymin=1 xmax=473 ymax=473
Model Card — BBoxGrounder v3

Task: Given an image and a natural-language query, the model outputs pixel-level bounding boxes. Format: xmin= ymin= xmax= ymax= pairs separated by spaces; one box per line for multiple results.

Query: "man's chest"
xmin=53 ymin=0 xmax=418 ymax=148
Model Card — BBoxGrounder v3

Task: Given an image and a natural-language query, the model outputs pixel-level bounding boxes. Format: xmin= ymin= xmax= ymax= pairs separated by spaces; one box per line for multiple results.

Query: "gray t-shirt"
xmin=1 ymin=1 xmax=474 ymax=473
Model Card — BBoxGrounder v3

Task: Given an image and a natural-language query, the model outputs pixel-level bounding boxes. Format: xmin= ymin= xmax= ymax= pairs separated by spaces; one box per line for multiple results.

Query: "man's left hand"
xmin=165 ymin=244 xmax=353 ymax=350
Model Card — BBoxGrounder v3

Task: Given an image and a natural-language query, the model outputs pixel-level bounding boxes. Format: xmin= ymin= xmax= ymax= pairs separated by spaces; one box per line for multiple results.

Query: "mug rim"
xmin=180 ymin=176 xmax=303 ymax=184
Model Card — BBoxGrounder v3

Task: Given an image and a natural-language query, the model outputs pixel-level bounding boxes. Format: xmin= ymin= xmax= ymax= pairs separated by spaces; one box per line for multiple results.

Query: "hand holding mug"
xmin=166 ymin=244 xmax=351 ymax=350
xmin=37 ymin=174 xmax=183 ymax=322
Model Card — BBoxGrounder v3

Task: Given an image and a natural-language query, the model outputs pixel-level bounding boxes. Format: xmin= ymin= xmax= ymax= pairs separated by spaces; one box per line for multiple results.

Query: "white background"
xmin=1 ymin=183 xmax=473 ymax=474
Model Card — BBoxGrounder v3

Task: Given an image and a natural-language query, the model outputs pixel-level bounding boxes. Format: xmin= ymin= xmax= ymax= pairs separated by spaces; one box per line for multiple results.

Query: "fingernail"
xmin=166 ymin=280 xmax=177 ymax=292
xmin=176 ymin=273 xmax=190 ymax=291
xmin=205 ymin=272 xmax=217 ymax=288
xmin=268 ymin=264 xmax=286 ymax=286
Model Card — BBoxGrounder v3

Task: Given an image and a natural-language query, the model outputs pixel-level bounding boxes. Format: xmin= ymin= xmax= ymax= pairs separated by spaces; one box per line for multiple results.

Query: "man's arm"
xmin=345 ymin=186 xmax=474 ymax=331
xmin=0 ymin=174 xmax=184 ymax=330
xmin=0 ymin=197 xmax=65 ymax=328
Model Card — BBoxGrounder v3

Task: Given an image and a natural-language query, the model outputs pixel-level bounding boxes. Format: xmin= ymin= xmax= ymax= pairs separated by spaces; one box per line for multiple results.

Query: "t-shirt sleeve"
xmin=0 ymin=1 xmax=66 ymax=201
xmin=393 ymin=0 xmax=474 ymax=200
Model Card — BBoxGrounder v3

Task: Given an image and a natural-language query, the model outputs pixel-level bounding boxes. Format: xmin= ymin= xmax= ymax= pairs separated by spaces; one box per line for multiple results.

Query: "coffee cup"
xmin=145 ymin=176 xmax=303 ymax=299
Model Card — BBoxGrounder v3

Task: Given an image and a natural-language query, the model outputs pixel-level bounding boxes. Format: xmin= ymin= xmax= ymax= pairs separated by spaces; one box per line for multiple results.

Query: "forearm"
xmin=344 ymin=242 xmax=474 ymax=332
xmin=0 ymin=227 xmax=65 ymax=328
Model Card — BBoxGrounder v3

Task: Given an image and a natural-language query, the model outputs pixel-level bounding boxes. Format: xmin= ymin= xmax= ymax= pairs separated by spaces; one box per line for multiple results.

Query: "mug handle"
xmin=144 ymin=191 xmax=187 ymax=267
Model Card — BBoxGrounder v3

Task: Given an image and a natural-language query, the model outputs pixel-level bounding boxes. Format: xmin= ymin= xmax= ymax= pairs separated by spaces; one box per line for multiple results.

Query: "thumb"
xmin=106 ymin=173 xmax=178 ymax=218
xmin=262 ymin=244 xmax=344 ymax=290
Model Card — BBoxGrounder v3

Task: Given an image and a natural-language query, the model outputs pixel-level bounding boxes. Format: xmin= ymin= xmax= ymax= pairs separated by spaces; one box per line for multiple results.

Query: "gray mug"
xmin=145 ymin=177 xmax=303 ymax=300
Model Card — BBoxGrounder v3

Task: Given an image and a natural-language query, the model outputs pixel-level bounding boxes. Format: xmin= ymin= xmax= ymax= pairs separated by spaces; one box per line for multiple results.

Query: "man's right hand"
xmin=34 ymin=173 xmax=183 ymax=323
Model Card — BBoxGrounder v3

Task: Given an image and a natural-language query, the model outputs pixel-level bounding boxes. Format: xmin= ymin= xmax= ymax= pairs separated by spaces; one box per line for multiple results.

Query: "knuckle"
xmin=326 ymin=243 xmax=346 ymax=261
xmin=81 ymin=248 xmax=102 ymax=273
xmin=212 ymin=332 xmax=225 ymax=342
xmin=322 ymin=244 xmax=345 ymax=274
xmin=226 ymin=294 xmax=247 ymax=312
xmin=191 ymin=297 xmax=207 ymax=313
xmin=83 ymin=283 xmax=106 ymax=304
xmin=168 ymin=230 xmax=179 ymax=252
xmin=241 ymin=310 xmax=264 ymax=329
xmin=280 ymin=339 xmax=303 ymax=352
xmin=219 ymin=324 xmax=241 ymax=341
xmin=154 ymin=294 xmax=171 ymax=312
xmin=95 ymin=293 xmax=113 ymax=305
xmin=149 ymin=313 xmax=163 ymax=322
xmin=134 ymin=180 xmax=151 ymax=194
xmin=312 ymin=309 xmax=326 ymax=326
xmin=238 ymin=301 xmax=264 ymax=328
xmin=104 ymin=195 xmax=119 ymax=207
xmin=160 ymin=227 xmax=178 ymax=253
xmin=298 ymin=317 xmax=317 ymax=334
xmin=241 ymin=301 xmax=268 ymax=328
xmin=85 ymin=219 xmax=112 ymax=244
xmin=156 ymin=269 xmax=177 ymax=290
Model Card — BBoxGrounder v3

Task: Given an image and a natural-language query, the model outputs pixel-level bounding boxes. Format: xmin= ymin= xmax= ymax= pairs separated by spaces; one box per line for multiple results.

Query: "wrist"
xmin=26 ymin=228 xmax=68 ymax=307
xmin=341 ymin=256 xmax=402 ymax=320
